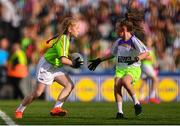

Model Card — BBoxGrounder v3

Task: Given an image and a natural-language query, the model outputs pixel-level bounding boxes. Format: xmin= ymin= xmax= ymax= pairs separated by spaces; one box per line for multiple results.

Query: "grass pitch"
xmin=0 ymin=100 xmax=180 ymax=125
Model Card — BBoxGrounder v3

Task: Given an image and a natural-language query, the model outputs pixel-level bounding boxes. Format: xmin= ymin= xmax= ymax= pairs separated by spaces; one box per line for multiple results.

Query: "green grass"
xmin=0 ymin=118 xmax=4 ymax=125
xmin=0 ymin=100 xmax=180 ymax=125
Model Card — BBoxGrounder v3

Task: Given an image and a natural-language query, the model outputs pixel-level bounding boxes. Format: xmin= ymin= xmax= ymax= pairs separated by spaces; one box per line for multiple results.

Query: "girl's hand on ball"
xmin=72 ymin=57 xmax=83 ymax=68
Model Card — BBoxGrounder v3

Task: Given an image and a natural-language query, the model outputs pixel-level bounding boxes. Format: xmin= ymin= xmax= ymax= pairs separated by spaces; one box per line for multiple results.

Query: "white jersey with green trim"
xmin=111 ymin=35 xmax=148 ymax=68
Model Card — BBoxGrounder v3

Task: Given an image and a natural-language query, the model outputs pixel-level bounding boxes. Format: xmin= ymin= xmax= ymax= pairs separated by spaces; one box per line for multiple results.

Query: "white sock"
xmin=132 ymin=94 xmax=140 ymax=105
xmin=16 ymin=104 xmax=26 ymax=112
xmin=54 ymin=101 xmax=64 ymax=108
xmin=117 ymin=102 xmax=123 ymax=114
xmin=150 ymin=90 xmax=156 ymax=98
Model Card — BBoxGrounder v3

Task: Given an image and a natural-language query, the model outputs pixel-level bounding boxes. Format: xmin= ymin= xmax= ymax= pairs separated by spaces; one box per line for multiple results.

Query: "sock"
xmin=54 ymin=101 xmax=64 ymax=108
xmin=150 ymin=90 xmax=156 ymax=98
xmin=16 ymin=104 xmax=26 ymax=112
xmin=117 ymin=102 xmax=123 ymax=114
xmin=132 ymin=94 xmax=140 ymax=105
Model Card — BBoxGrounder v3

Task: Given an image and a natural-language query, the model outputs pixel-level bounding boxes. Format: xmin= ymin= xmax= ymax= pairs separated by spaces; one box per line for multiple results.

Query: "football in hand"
xmin=70 ymin=53 xmax=84 ymax=66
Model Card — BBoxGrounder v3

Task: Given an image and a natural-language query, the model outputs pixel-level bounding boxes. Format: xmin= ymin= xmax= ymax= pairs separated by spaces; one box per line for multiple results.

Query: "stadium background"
xmin=0 ymin=0 xmax=180 ymax=102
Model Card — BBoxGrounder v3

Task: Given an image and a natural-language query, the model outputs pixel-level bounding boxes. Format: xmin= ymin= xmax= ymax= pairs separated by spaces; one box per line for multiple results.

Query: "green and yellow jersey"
xmin=44 ymin=34 xmax=70 ymax=68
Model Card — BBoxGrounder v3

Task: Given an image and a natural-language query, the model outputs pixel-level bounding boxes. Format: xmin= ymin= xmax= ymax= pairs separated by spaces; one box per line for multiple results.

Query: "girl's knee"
xmin=32 ymin=90 xmax=42 ymax=98
xmin=66 ymin=83 xmax=74 ymax=91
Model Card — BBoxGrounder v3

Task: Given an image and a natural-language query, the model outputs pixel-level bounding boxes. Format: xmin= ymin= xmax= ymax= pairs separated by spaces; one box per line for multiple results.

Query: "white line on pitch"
xmin=0 ymin=110 xmax=18 ymax=126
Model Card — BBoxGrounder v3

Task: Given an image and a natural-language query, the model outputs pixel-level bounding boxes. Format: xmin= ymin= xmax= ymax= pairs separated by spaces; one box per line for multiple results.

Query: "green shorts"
xmin=115 ymin=66 xmax=141 ymax=84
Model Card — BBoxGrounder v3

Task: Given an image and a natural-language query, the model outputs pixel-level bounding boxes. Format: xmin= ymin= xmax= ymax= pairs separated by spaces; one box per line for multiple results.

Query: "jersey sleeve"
xmin=132 ymin=36 xmax=148 ymax=53
xmin=111 ymin=39 xmax=120 ymax=56
xmin=56 ymin=35 xmax=69 ymax=58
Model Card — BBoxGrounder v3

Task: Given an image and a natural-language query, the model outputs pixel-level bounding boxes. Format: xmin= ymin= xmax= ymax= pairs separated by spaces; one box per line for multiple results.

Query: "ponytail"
xmin=46 ymin=34 xmax=59 ymax=44
xmin=46 ymin=17 xmax=77 ymax=44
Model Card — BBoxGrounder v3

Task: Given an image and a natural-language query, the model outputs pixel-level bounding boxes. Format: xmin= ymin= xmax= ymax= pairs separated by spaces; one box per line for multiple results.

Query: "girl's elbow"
xmin=60 ymin=56 xmax=72 ymax=65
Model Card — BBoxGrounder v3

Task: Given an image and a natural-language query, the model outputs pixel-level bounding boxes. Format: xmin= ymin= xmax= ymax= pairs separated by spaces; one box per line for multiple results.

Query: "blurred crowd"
xmin=0 ymin=0 xmax=180 ymax=98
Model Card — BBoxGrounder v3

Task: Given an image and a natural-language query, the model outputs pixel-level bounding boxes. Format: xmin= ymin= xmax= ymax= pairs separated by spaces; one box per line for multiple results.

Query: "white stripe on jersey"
xmin=63 ymin=36 xmax=66 ymax=56
xmin=132 ymin=36 xmax=148 ymax=53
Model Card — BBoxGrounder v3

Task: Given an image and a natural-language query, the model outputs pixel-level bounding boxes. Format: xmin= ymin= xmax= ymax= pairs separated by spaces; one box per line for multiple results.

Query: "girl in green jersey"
xmin=15 ymin=17 xmax=82 ymax=119
xmin=140 ymin=36 xmax=160 ymax=104
xmin=88 ymin=9 xmax=149 ymax=119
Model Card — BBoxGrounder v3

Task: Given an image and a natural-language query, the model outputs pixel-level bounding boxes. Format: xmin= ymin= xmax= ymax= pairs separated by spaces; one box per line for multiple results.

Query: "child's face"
xmin=0 ymin=38 xmax=9 ymax=49
xmin=146 ymin=37 xmax=153 ymax=47
xmin=115 ymin=24 xmax=126 ymax=38
xmin=69 ymin=23 xmax=79 ymax=38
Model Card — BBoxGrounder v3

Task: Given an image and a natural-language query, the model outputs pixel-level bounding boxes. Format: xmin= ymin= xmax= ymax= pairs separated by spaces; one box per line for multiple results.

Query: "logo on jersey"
xmin=118 ymin=56 xmax=131 ymax=63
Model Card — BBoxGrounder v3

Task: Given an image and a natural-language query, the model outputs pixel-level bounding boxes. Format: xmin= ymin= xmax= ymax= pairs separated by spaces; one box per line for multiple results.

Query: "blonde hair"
xmin=46 ymin=17 xmax=77 ymax=44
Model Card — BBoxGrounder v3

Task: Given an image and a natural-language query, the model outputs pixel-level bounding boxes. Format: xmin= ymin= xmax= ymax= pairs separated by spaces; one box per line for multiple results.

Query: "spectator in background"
xmin=0 ymin=37 xmax=9 ymax=66
xmin=0 ymin=37 xmax=9 ymax=96
xmin=157 ymin=48 xmax=176 ymax=72
xmin=0 ymin=0 xmax=179 ymax=75
xmin=110 ymin=2 xmax=123 ymax=25
xmin=21 ymin=24 xmax=33 ymax=53
xmin=173 ymin=25 xmax=180 ymax=71
xmin=0 ymin=0 xmax=21 ymax=43
xmin=165 ymin=18 xmax=177 ymax=50
xmin=7 ymin=43 xmax=28 ymax=99
xmin=97 ymin=1 xmax=112 ymax=40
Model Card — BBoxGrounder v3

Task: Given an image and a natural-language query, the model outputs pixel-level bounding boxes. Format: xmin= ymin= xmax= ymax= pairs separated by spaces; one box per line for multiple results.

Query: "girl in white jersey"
xmin=88 ymin=9 xmax=149 ymax=119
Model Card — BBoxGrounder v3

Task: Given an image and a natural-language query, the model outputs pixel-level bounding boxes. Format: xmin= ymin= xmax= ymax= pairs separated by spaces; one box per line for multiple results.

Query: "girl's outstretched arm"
xmin=101 ymin=53 xmax=115 ymax=62
xmin=88 ymin=53 xmax=115 ymax=71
